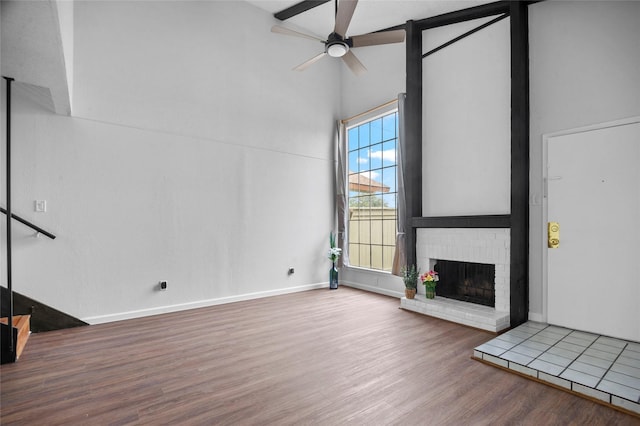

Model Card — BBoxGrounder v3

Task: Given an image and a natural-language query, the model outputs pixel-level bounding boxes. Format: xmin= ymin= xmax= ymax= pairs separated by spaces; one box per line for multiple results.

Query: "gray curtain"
xmin=336 ymin=121 xmax=349 ymax=268
xmin=391 ymin=93 xmax=407 ymax=276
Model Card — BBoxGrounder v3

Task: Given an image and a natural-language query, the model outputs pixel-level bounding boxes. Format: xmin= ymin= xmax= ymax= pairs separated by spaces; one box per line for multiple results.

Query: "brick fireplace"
xmin=400 ymin=228 xmax=510 ymax=332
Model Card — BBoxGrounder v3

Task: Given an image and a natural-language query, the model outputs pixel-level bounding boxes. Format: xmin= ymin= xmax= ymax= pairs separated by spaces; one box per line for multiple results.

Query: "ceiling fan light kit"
xmin=327 ymin=42 xmax=348 ymax=57
xmin=271 ymin=0 xmax=405 ymax=76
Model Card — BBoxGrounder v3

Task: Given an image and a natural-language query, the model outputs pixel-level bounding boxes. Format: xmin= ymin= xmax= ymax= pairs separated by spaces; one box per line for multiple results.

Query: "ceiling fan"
xmin=271 ymin=0 xmax=405 ymax=76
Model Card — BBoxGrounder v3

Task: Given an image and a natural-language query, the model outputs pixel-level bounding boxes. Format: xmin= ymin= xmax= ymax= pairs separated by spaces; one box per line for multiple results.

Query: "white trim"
xmin=342 ymin=99 xmax=398 ymax=127
xmin=541 ymin=115 xmax=640 ymax=324
xmin=82 ymin=283 xmax=326 ymax=325
xmin=341 ymin=280 xmax=404 ymax=299
xmin=344 ymin=106 xmax=400 ymax=274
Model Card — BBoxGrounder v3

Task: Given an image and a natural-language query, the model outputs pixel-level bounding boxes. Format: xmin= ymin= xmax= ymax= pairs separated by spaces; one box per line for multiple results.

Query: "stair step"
xmin=0 ymin=315 xmax=31 ymax=359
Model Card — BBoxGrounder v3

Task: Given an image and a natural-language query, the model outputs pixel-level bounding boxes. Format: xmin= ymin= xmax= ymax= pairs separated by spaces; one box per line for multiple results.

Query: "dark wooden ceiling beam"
xmin=422 ymin=13 xmax=509 ymax=59
xmin=416 ymin=1 xmax=510 ymax=31
xmin=274 ymin=0 xmax=331 ymax=21
xmin=414 ymin=1 xmax=543 ymax=31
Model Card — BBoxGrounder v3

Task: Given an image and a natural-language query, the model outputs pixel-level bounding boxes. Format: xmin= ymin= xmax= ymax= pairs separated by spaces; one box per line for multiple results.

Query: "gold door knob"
xmin=548 ymin=222 xmax=560 ymax=248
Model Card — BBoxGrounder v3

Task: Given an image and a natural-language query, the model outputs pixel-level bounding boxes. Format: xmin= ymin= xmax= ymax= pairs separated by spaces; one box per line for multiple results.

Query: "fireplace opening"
xmin=434 ymin=260 xmax=495 ymax=307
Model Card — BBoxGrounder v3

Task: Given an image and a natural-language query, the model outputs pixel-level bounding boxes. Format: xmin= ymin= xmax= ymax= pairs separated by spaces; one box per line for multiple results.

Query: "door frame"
xmin=541 ymin=115 xmax=640 ymax=325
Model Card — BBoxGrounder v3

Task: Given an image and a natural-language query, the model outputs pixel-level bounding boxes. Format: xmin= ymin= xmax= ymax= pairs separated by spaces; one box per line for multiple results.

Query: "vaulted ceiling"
xmin=1 ymin=0 xmax=494 ymax=116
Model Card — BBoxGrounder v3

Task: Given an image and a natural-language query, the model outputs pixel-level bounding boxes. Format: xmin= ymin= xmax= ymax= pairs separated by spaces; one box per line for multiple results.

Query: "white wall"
xmin=528 ymin=0 xmax=640 ymax=321
xmin=5 ymin=0 xmax=340 ymax=323
xmin=422 ymin=16 xmax=511 ymax=216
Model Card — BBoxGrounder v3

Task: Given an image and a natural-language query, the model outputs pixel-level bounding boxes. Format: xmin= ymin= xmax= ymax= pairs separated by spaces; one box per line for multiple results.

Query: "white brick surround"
xmin=401 ymin=228 xmax=511 ymax=332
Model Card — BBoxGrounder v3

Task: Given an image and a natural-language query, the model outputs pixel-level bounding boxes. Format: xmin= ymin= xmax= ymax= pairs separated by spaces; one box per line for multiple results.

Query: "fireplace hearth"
xmin=434 ymin=260 xmax=495 ymax=307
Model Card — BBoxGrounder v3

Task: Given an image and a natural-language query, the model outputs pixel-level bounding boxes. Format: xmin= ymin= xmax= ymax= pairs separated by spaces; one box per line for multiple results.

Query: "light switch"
xmin=35 ymin=200 xmax=47 ymax=212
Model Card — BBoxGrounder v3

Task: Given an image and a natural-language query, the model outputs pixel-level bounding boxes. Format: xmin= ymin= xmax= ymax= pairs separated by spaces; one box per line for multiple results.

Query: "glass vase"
xmin=329 ymin=262 xmax=339 ymax=290
xmin=425 ymin=284 xmax=436 ymax=299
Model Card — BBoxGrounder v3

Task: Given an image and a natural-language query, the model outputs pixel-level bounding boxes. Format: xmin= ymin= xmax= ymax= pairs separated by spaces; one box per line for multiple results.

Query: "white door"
xmin=547 ymin=119 xmax=640 ymax=342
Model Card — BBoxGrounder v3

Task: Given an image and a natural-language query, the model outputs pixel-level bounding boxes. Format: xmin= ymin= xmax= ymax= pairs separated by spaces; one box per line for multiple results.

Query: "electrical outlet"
xmin=35 ymin=200 xmax=47 ymax=212
xmin=159 ymin=281 xmax=167 ymax=290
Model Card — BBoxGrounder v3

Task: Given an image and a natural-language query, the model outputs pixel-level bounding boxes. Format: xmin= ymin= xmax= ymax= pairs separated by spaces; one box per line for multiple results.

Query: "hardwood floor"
xmin=1 ymin=287 xmax=638 ymax=425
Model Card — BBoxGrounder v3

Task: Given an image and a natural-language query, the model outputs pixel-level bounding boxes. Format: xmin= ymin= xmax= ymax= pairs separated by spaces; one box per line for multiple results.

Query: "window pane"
xmin=382 ymin=140 xmax=396 ymax=165
xmin=382 ymin=113 xmax=396 ymax=141
xmin=348 ymin=127 xmax=359 ymax=152
xmin=348 ymin=153 xmax=359 ymax=181
xmin=383 ymin=246 xmax=395 ymax=271
xmin=371 ymin=169 xmax=386 ymax=196
xmin=382 ymin=219 xmax=397 ymax=245
xmin=382 ymin=166 xmax=397 ymax=195
xmin=369 ymin=143 xmax=383 ymax=170
xmin=383 ymin=193 xmax=396 ymax=209
xmin=359 ymin=219 xmax=370 ymax=244
xmin=371 ymin=245 xmax=383 ymax=270
xmin=358 ymin=122 xmax=370 ymax=148
xmin=357 ymin=148 xmax=369 ymax=175
xmin=349 ymin=219 xmax=359 ymax=243
xmin=359 ymin=245 xmax=371 ymax=268
xmin=370 ymin=118 xmax=382 ymax=144
xmin=371 ymin=217 xmax=383 ymax=245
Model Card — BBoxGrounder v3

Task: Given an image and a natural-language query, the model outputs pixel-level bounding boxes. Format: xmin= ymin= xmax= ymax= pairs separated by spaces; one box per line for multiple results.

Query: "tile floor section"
xmin=473 ymin=321 xmax=640 ymax=416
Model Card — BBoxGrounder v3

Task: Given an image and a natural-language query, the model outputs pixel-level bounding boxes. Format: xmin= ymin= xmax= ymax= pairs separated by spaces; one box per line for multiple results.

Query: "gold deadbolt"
xmin=548 ymin=222 xmax=560 ymax=248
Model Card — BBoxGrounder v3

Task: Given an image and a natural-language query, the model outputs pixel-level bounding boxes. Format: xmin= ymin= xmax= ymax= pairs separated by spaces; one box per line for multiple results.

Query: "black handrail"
xmin=4 ymin=76 xmax=14 ymax=357
xmin=0 ymin=207 xmax=56 ymax=240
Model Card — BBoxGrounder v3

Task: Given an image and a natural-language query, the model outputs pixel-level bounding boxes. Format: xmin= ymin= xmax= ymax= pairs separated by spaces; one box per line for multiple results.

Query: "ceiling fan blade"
xmin=271 ymin=25 xmax=325 ymax=43
xmin=293 ymin=52 xmax=328 ymax=72
xmin=333 ymin=0 xmax=358 ymax=37
xmin=274 ymin=0 xmax=331 ymax=21
xmin=341 ymin=50 xmax=366 ymax=76
xmin=349 ymin=29 xmax=406 ymax=48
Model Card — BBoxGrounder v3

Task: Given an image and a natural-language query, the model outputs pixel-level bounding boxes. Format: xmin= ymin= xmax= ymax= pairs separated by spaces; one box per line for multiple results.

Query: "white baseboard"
xmin=82 ymin=283 xmax=326 ymax=325
xmin=340 ymin=281 xmax=404 ymax=299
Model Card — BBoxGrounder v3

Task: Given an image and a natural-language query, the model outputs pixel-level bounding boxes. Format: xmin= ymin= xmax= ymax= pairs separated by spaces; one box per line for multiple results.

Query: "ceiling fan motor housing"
xmin=326 ymin=32 xmax=351 ymax=57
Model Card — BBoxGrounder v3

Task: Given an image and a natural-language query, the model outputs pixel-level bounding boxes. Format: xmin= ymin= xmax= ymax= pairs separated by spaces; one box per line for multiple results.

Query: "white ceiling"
xmin=247 ymin=0 xmax=494 ymax=39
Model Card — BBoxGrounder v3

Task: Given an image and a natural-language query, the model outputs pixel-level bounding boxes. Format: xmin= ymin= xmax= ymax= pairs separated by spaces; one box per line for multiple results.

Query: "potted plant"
xmin=401 ymin=265 xmax=419 ymax=299
xmin=420 ymin=270 xmax=439 ymax=299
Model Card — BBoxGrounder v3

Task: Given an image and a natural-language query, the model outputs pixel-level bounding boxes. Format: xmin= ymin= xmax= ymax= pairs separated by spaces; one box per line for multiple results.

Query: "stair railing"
xmin=2 ymin=77 xmax=57 ymax=363
xmin=5 ymin=76 xmax=14 ymax=356
xmin=0 ymin=207 xmax=57 ymax=240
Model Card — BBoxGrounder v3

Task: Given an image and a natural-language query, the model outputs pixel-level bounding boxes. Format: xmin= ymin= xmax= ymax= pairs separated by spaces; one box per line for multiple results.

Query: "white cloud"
xmin=370 ymin=149 xmax=396 ymax=163
xmin=357 ymin=157 xmax=368 ymax=164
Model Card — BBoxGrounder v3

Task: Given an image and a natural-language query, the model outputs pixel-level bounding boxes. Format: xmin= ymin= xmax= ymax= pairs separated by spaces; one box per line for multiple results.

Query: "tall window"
xmin=347 ymin=110 xmax=398 ymax=272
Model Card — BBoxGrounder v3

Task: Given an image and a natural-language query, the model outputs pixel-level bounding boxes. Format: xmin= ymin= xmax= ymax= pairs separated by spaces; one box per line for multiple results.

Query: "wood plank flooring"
xmin=1 ymin=287 xmax=638 ymax=425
